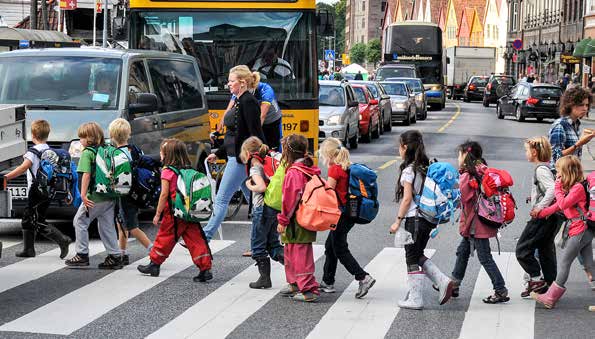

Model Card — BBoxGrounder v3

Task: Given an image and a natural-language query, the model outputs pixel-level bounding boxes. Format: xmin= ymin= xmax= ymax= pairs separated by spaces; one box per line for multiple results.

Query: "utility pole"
xmin=30 ymin=0 xmax=37 ymax=30
xmin=102 ymin=0 xmax=108 ymax=47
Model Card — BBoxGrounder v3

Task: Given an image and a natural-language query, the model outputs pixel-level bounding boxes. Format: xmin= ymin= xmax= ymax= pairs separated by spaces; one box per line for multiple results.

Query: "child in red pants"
xmin=138 ymin=139 xmax=212 ymax=282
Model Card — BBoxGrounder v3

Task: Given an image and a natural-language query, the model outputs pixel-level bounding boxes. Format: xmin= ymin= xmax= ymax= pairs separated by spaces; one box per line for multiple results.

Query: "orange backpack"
xmin=291 ymin=166 xmax=342 ymax=232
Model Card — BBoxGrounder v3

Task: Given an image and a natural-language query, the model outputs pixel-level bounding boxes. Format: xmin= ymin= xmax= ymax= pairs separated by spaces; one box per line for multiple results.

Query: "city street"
xmin=0 ymin=100 xmax=594 ymax=339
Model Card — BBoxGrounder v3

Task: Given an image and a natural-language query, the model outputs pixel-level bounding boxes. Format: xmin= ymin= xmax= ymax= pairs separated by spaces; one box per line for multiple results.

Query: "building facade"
xmin=346 ymin=0 xmax=387 ymax=51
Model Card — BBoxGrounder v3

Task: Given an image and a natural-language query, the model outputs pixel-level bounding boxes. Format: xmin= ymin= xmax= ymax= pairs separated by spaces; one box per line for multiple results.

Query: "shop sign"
xmin=560 ymin=54 xmax=581 ymax=64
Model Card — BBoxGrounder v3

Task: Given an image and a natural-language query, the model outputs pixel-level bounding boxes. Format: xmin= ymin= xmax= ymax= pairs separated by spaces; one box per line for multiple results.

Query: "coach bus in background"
xmin=379 ymin=21 xmax=446 ymax=110
xmin=128 ymin=0 xmax=330 ymax=153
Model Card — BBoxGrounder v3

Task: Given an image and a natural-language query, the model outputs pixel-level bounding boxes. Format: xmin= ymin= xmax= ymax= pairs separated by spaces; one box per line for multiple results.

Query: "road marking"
xmin=458 ymin=252 xmax=534 ymax=339
xmin=437 ymin=103 xmax=461 ymax=133
xmin=221 ymin=221 xmax=252 ymax=225
xmin=0 ymin=241 xmax=107 ymax=294
xmin=378 ymin=159 xmax=398 ymax=170
xmin=148 ymin=245 xmax=325 ymax=339
xmin=0 ymin=239 xmax=20 ymax=250
xmin=307 ymin=248 xmax=435 ymax=339
xmin=0 ymin=240 xmax=235 ymax=335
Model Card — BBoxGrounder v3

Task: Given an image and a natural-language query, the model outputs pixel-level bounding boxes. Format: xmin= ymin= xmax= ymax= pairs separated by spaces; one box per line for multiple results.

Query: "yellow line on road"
xmin=437 ymin=103 xmax=461 ymax=133
xmin=378 ymin=159 xmax=398 ymax=170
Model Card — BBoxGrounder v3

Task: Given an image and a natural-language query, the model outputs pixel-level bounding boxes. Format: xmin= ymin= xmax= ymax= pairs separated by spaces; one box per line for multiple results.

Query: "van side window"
xmin=147 ymin=59 xmax=203 ymax=112
xmin=128 ymin=61 xmax=150 ymax=103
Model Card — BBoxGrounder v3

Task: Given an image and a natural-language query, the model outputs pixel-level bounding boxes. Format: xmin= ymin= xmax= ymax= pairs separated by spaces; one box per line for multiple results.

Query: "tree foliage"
xmin=366 ymin=39 xmax=382 ymax=66
xmin=350 ymin=43 xmax=367 ymax=64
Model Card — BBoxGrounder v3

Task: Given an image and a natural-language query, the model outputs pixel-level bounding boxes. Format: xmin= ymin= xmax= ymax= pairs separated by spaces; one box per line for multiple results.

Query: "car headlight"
xmin=69 ymin=140 xmax=84 ymax=158
xmin=416 ymin=93 xmax=423 ymax=100
xmin=327 ymin=114 xmax=342 ymax=126
xmin=392 ymin=102 xmax=406 ymax=109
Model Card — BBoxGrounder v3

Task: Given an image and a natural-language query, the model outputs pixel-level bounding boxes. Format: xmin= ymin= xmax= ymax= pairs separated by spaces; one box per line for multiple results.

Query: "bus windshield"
xmin=131 ymin=11 xmax=316 ymax=101
xmin=386 ymin=25 xmax=441 ymax=55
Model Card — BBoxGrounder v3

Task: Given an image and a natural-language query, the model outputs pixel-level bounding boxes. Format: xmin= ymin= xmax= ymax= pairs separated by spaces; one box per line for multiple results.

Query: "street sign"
xmin=18 ymin=40 xmax=29 ymax=49
xmin=324 ymin=50 xmax=335 ymax=61
xmin=513 ymin=39 xmax=523 ymax=50
xmin=392 ymin=53 xmax=398 ymax=60
xmin=341 ymin=54 xmax=350 ymax=65
xmin=60 ymin=0 xmax=77 ymax=10
xmin=95 ymin=0 xmax=102 ymax=13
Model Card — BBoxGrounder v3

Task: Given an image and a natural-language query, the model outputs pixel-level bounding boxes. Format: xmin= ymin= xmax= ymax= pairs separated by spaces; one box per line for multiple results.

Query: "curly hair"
xmin=559 ymin=87 xmax=592 ymax=117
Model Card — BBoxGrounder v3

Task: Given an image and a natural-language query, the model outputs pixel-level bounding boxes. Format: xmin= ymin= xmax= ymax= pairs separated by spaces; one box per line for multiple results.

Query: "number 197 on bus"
xmin=283 ymin=123 xmax=298 ymax=131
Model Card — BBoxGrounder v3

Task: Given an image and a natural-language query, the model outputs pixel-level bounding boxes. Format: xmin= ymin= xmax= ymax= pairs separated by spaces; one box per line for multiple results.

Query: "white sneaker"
xmin=589 ymin=280 xmax=595 ymax=291
xmin=320 ymin=282 xmax=336 ymax=293
xmin=355 ymin=275 xmax=376 ymax=299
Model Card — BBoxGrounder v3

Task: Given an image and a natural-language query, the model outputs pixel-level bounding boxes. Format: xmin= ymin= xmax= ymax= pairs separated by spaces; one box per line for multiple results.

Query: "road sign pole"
xmin=102 ymin=0 xmax=108 ymax=47
xmin=93 ymin=1 xmax=96 ymax=46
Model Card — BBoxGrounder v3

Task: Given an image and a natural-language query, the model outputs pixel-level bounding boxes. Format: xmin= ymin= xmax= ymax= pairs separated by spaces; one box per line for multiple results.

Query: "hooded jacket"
xmin=459 ymin=164 xmax=498 ymax=239
xmin=537 ymin=180 xmax=588 ymax=237
xmin=277 ymin=159 xmax=321 ymax=244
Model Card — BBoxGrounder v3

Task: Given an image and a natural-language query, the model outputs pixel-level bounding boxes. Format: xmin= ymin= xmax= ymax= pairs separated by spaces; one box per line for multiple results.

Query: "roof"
xmin=0 ymin=27 xmax=74 ymax=42
xmin=466 ymin=0 xmax=487 ymax=25
xmin=13 ymin=0 xmax=58 ymax=30
xmin=0 ymin=47 xmax=195 ymax=61
xmin=430 ymin=0 xmax=447 ymax=24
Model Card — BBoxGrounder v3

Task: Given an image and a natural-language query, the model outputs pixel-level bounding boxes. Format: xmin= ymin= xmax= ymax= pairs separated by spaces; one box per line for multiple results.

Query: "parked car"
xmin=318 ymin=80 xmax=360 ymax=149
xmin=351 ymin=84 xmax=382 ymax=143
xmin=386 ymin=77 xmax=427 ymax=120
xmin=380 ymin=81 xmax=416 ymax=126
xmin=463 ymin=75 xmax=489 ymax=102
xmin=496 ymin=83 xmax=562 ymax=122
xmin=350 ymin=80 xmax=392 ymax=132
xmin=483 ymin=74 xmax=516 ymax=106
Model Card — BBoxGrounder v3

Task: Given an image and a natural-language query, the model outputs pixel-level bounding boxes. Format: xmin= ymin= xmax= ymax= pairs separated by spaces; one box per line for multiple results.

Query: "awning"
xmin=573 ymin=38 xmax=591 ymax=57
xmin=584 ymin=41 xmax=595 ymax=57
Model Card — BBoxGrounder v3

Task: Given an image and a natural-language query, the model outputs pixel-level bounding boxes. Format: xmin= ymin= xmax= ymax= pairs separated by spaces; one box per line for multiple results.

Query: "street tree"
xmin=366 ymin=39 xmax=381 ymax=66
xmin=350 ymin=43 xmax=367 ymax=64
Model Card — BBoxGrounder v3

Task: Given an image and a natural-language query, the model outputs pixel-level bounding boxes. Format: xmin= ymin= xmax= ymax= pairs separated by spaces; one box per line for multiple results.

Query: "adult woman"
xmin=204 ymin=65 xmax=265 ymax=241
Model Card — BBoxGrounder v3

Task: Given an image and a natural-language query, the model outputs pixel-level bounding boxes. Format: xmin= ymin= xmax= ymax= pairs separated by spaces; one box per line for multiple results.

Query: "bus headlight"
xmin=327 ymin=114 xmax=341 ymax=126
xmin=431 ymin=86 xmax=442 ymax=91
xmin=69 ymin=140 xmax=83 ymax=158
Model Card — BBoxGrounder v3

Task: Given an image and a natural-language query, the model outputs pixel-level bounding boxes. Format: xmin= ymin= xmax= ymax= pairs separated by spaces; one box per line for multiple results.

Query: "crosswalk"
xmin=0 ymin=239 xmax=589 ymax=338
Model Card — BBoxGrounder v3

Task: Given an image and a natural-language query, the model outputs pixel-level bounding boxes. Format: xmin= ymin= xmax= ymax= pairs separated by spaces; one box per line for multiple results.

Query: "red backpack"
xmin=476 ymin=168 xmax=516 ymax=229
xmin=246 ymin=150 xmax=281 ymax=178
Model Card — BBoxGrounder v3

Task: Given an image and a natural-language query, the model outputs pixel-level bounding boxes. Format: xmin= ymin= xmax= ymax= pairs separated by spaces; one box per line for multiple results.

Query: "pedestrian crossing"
xmin=0 ymin=242 xmax=590 ymax=338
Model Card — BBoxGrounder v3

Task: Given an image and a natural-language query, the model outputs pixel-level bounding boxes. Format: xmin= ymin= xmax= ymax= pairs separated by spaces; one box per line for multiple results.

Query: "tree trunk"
xmin=40 ymin=0 xmax=48 ymax=30
xmin=30 ymin=0 xmax=37 ymax=29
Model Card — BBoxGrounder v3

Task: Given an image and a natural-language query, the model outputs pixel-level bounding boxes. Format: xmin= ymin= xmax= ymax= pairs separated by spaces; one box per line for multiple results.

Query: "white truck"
xmin=446 ymin=46 xmax=496 ymax=99
xmin=0 ymin=104 xmax=27 ymax=218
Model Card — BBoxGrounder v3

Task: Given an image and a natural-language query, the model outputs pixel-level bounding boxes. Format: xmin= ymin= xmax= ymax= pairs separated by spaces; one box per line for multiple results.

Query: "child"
xmin=240 ymin=136 xmax=284 ymax=289
xmin=516 ymin=136 xmax=560 ymax=297
xmin=531 ymin=156 xmax=595 ymax=308
xmin=137 ymin=139 xmax=212 ymax=282
xmin=319 ymin=138 xmax=375 ymax=299
xmin=277 ymin=134 xmax=320 ymax=302
xmin=451 ymin=141 xmax=509 ymax=304
xmin=65 ymin=122 xmax=122 ymax=269
xmin=4 ymin=120 xmax=71 ymax=258
xmin=108 ymin=118 xmax=153 ymax=265
xmin=389 ymin=130 xmax=454 ymax=310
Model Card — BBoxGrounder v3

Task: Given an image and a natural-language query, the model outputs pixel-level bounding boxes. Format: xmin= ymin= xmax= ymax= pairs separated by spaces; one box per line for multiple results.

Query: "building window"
xmin=512 ymin=2 xmax=518 ymax=31
xmin=362 ymin=18 xmax=365 ymax=29
xmin=362 ymin=1 xmax=366 ymax=11
xmin=381 ymin=1 xmax=387 ymax=12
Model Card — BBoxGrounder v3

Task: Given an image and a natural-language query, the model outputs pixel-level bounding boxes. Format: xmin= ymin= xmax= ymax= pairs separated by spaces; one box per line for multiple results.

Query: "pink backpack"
xmin=475 ymin=168 xmax=516 ymax=229
xmin=291 ymin=166 xmax=341 ymax=232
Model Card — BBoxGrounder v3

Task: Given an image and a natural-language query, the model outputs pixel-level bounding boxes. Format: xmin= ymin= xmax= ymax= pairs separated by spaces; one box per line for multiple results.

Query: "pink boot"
xmin=531 ymin=282 xmax=566 ymax=309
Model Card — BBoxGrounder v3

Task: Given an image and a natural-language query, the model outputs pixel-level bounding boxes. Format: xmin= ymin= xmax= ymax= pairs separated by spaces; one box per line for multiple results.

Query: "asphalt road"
xmin=0 ymin=100 xmax=594 ymax=339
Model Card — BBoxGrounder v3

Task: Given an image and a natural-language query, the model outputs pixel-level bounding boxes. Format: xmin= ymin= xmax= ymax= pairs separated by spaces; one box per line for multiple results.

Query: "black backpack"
xmin=28 ymin=147 xmax=75 ymax=203
xmin=126 ymin=145 xmax=162 ymax=208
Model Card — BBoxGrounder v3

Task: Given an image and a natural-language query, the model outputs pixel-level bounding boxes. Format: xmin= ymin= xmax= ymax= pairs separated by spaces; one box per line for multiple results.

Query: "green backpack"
xmin=264 ymin=162 xmax=286 ymax=211
xmin=87 ymin=145 xmax=133 ymax=197
xmin=166 ymin=166 xmax=213 ymax=222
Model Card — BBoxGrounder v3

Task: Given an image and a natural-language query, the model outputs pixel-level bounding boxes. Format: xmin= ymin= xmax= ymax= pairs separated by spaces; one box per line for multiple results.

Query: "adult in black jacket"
xmin=204 ymin=65 xmax=265 ymax=241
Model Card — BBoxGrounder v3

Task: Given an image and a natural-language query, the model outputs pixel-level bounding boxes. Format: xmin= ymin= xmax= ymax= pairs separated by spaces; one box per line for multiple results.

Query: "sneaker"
xmin=65 ymin=253 xmax=90 ymax=267
xmin=291 ymin=291 xmax=319 ymax=302
xmin=98 ymin=254 xmax=123 ymax=270
xmin=483 ymin=290 xmax=510 ymax=304
xmin=121 ymin=254 xmax=130 ymax=266
xmin=279 ymin=283 xmax=299 ymax=297
xmin=589 ymin=280 xmax=595 ymax=291
xmin=193 ymin=269 xmax=213 ymax=283
xmin=320 ymin=282 xmax=336 ymax=293
xmin=355 ymin=275 xmax=376 ymax=299
xmin=521 ymin=279 xmax=547 ymax=298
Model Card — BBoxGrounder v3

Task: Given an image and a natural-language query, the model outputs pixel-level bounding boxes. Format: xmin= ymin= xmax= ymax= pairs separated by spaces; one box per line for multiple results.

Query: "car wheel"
xmin=463 ymin=95 xmax=470 ymax=103
xmin=441 ymin=98 xmax=446 ymax=109
xmin=515 ymin=106 xmax=525 ymax=122
xmin=343 ymin=128 xmax=350 ymax=148
xmin=537 ymin=117 xmax=544 ymax=122
xmin=349 ymin=128 xmax=359 ymax=149
xmin=379 ymin=112 xmax=385 ymax=135
xmin=410 ymin=108 xmax=417 ymax=124
xmin=423 ymin=106 xmax=428 ymax=120
xmin=372 ymin=120 xmax=380 ymax=139
xmin=361 ymin=122 xmax=372 ymax=143
xmin=384 ymin=112 xmax=392 ymax=132
xmin=482 ymin=98 xmax=489 ymax=107
xmin=496 ymin=104 xmax=504 ymax=119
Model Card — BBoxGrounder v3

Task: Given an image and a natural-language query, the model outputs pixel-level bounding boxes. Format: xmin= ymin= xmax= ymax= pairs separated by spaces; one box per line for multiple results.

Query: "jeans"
xmin=452 ymin=237 xmax=507 ymax=293
xmin=515 ymin=216 xmax=561 ymax=283
xmin=403 ymin=217 xmax=435 ymax=272
xmin=203 ymin=157 xmax=251 ymax=240
xmin=322 ymin=214 xmax=367 ymax=285
xmin=251 ymin=205 xmax=284 ymax=260
xmin=556 ymin=229 xmax=594 ymax=287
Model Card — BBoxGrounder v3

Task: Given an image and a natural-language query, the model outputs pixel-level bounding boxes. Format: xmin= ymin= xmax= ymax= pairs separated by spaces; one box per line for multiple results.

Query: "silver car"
xmin=319 ymin=80 xmax=360 ymax=149
xmin=386 ymin=77 xmax=427 ymax=120
xmin=380 ymin=81 xmax=417 ymax=126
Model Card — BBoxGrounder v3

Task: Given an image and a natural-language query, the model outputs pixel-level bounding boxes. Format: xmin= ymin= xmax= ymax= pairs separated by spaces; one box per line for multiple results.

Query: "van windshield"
xmin=376 ymin=67 xmax=415 ymax=80
xmin=0 ymin=56 xmax=122 ymax=110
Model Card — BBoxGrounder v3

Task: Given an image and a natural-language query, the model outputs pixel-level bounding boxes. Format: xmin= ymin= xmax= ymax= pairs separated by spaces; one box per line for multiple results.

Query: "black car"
xmin=463 ymin=76 xmax=489 ymax=102
xmin=496 ymin=83 xmax=562 ymax=122
xmin=483 ymin=75 xmax=516 ymax=106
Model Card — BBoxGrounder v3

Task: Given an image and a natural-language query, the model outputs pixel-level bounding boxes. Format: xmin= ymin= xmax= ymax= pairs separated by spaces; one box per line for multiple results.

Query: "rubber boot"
xmin=423 ymin=259 xmax=455 ymax=305
xmin=15 ymin=230 xmax=36 ymax=258
xmin=249 ymin=257 xmax=272 ymax=289
xmin=397 ymin=272 xmax=424 ymax=310
xmin=531 ymin=282 xmax=566 ymax=309
xmin=37 ymin=222 xmax=71 ymax=259
xmin=137 ymin=261 xmax=161 ymax=277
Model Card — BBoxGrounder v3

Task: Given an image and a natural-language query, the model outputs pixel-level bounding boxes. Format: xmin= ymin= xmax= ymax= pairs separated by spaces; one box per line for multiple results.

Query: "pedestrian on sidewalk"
xmin=277 ymin=134 xmax=320 ymax=302
xmin=240 ymin=136 xmax=284 ymax=289
xmin=516 ymin=137 xmax=561 ymax=297
xmin=531 ymin=156 xmax=595 ymax=308
xmin=138 ymin=139 xmax=213 ymax=282
xmin=390 ymin=130 xmax=455 ymax=310
xmin=318 ymin=138 xmax=376 ymax=299
xmin=451 ymin=141 xmax=510 ymax=304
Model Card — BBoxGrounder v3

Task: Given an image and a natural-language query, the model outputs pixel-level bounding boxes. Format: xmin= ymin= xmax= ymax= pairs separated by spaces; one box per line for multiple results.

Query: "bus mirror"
xmin=316 ymin=9 xmax=335 ymax=37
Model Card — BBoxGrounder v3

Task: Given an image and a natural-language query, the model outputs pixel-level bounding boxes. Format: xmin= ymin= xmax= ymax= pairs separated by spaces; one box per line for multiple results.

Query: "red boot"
xmin=531 ymin=282 xmax=566 ymax=309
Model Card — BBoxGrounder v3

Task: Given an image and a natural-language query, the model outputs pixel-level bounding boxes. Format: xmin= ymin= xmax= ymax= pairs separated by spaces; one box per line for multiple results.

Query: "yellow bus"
xmin=128 ymin=0 xmax=321 ymax=153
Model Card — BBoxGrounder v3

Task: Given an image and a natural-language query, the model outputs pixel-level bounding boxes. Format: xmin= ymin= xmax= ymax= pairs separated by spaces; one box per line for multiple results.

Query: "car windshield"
xmin=319 ymin=85 xmax=345 ymax=106
xmin=0 ymin=56 xmax=121 ymax=110
xmin=472 ymin=78 xmax=488 ymax=86
xmin=382 ymin=83 xmax=407 ymax=96
xmin=131 ymin=11 xmax=316 ymax=101
xmin=353 ymin=87 xmax=367 ymax=103
xmin=401 ymin=79 xmax=423 ymax=92
xmin=366 ymin=84 xmax=379 ymax=98
xmin=532 ymin=87 xmax=562 ymax=97
xmin=376 ymin=67 xmax=415 ymax=80
xmin=493 ymin=77 xmax=515 ymax=85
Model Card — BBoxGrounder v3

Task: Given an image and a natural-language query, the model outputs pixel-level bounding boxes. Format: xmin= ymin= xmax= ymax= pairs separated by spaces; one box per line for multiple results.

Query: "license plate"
xmin=8 ymin=186 xmax=28 ymax=200
xmin=542 ymin=100 xmax=557 ymax=105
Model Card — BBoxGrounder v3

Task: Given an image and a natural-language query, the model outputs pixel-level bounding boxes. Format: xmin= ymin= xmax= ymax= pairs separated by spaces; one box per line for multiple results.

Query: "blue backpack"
xmin=29 ymin=147 xmax=78 ymax=205
xmin=414 ymin=162 xmax=460 ymax=225
xmin=346 ymin=163 xmax=379 ymax=224
xmin=126 ymin=145 xmax=162 ymax=208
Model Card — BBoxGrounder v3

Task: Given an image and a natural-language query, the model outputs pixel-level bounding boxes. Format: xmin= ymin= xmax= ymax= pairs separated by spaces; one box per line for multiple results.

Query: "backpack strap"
xmin=534 ymin=165 xmax=552 ymax=202
xmin=27 ymin=147 xmax=43 ymax=178
xmin=289 ymin=165 xmax=313 ymax=178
